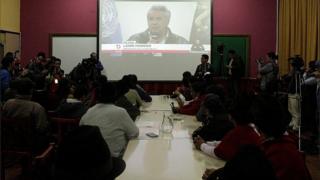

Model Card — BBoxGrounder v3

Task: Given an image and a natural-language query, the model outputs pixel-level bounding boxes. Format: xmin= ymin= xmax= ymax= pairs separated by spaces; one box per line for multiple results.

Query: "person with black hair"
xmin=2 ymin=78 xmax=51 ymax=153
xmin=226 ymin=50 xmax=243 ymax=99
xmin=83 ymin=74 xmax=108 ymax=108
xmin=257 ymin=52 xmax=278 ymax=92
xmin=48 ymin=58 xmax=64 ymax=80
xmin=54 ymin=84 xmax=88 ymax=118
xmin=203 ymin=145 xmax=277 ymax=180
xmin=172 ymin=71 xmax=194 ymax=101
xmin=128 ymin=74 xmax=152 ymax=102
xmin=115 ymin=79 xmax=140 ymax=121
xmin=0 ymin=55 xmax=14 ymax=101
xmin=53 ymin=125 xmax=126 ymax=180
xmin=122 ymin=75 xmax=144 ymax=107
xmin=173 ymin=81 xmax=207 ymax=115
xmin=194 ymin=54 xmax=213 ymax=79
xmin=196 ymin=84 xmax=226 ymax=123
xmin=251 ymin=94 xmax=311 ymax=180
xmin=31 ymin=75 xmax=50 ymax=109
xmin=300 ymin=60 xmax=319 ymax=148
xmin=193 ymin=93 xmax=261 ymax=160
xmin=26 ymin=52 xmax=49 ymax=80
xmin=192 ymin=94 xmax=234 ymax=141
xmin=69 ymin=53 xmax=103 ymax=86
xmin=80 ymin=82 xmax=139 ymax=157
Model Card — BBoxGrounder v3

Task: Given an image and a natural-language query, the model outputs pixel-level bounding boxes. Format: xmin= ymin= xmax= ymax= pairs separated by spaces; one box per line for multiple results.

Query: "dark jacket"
xmin=115 ymin=96 xmax=140 ymax=121
xmin=194 ymin=63 xmax=214 ymax=79
xmin=193 ymin=114 xmax=235 ymax=141
xmin=55 ymin=99 xmax=88 ymax=118
xmin=227 ymin=57 xmax=244 ymax=79
xmin=128 ymin=29 xmax=189 ymax=44
xmin=135 ymin=85 xmax=152 ymax=102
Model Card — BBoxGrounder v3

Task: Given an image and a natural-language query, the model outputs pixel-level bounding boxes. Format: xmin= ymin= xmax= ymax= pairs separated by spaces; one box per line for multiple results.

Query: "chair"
xmin=49 ymin=115 xmax=80 ymax=144
xmin=1 ymin=116 xmax=55 ymax=180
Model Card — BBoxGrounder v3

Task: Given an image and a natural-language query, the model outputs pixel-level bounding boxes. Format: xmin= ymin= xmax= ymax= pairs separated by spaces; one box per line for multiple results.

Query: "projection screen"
xmin=99 ymin=0 xmax=212 ymax=80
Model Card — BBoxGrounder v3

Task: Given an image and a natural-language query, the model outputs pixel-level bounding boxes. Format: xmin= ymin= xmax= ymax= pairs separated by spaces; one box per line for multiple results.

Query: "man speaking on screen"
xmin=127 ymin=5 xmax=189 ymax=44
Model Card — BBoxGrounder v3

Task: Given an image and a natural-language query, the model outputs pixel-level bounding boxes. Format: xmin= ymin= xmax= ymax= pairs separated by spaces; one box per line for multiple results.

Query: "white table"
xmin=135 ymin=111 xmax=201 ymax=140
xmin=117 ymin=96 xmax=225 ymax=180
xmin=141 ymin=95 xmax=176 ymax=111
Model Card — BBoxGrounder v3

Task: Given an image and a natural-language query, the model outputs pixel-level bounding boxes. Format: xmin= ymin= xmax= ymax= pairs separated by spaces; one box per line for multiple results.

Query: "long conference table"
xmin=117 ymin=95 xmax=226 ymax=180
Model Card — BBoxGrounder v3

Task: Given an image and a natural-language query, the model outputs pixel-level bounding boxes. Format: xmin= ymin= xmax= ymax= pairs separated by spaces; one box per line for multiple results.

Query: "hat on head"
xmin=54 ymin=125 xmax=125 ymax=180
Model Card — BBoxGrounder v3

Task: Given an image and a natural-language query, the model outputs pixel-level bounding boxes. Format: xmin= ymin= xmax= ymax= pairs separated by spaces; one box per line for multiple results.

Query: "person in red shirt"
xmin=194 ymin=93 xmax=261 ymax=160
xmin=251 ymin=94 xmax=312 ymax=180
xmin=173 ymin=81 xmax=206 ymax=115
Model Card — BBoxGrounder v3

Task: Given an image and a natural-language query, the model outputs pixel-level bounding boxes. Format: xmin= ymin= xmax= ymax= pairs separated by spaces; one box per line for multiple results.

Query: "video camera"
xmin=82 ymin=58 xmax=94 ymax=68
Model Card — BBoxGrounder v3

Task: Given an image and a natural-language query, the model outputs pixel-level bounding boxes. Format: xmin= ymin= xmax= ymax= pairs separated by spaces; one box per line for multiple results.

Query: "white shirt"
xmin=80 ymin=103 xmax=139 ymax=157
xmin=200 ymin=124 xmax=259 ymax=158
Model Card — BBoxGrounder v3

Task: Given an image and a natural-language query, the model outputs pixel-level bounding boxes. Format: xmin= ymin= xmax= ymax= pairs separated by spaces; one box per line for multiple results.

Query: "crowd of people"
xmin=0 ymin=50 xmax=319 ymax=180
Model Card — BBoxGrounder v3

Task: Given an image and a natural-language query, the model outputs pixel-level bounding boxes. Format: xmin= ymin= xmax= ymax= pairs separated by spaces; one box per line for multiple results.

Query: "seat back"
xmin=2 ymin=116 xmax=35 ymax=153
xmin=50 ymin=116 xmax=80 ymax=144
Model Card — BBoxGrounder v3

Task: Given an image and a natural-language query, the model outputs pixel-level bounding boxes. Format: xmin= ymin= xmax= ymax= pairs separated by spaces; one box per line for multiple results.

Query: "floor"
xmin=306 ymin=155 xmax=320 ymax=180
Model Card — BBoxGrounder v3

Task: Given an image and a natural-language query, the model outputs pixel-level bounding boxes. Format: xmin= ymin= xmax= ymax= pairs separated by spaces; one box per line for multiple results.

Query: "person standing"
xmin=257 ymin=52 xmax=278 ymax=92
xmin=226 ymin=50 xmax=243 ymax=99
xmin=0 ymin=56 xmax=14 ymax=101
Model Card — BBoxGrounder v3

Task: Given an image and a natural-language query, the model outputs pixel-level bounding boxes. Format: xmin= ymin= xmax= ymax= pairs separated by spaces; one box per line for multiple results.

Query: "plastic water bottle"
xmin=161 ymin=113 xmax=173 ymax=133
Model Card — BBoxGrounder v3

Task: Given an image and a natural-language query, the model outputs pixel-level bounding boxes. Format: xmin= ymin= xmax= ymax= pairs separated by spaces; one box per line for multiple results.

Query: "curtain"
xmin=278 ymin=0 xmax=320 ymax=74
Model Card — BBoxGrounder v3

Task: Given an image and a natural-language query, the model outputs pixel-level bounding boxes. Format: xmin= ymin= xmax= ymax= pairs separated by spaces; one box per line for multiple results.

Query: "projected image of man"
xmin=128 ymin=5 xmax=189 ymax=44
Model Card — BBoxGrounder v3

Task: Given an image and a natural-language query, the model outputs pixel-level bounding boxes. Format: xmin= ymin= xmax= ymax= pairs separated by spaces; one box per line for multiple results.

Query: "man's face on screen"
xmin=147 ymin=10 xmax=169 ymax=36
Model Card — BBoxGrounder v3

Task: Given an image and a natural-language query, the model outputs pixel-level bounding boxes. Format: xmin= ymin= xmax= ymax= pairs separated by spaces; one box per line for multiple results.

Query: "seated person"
xmin=172 ymin=71 xmax=194 ymax=101
xmin=129 ymin=74 xmax=152 ymax=102
xmin=192 ymin=94 xmax=235 ymax=141
xmin=54 ymin=84 xmax=88 ymax=118
xmin=80 ymin=82 xmax=139 ymax=157
xmin=32 ymin=75 xmax=50 ymax=109
xmin=251 ymin=94 xmax=312 ymax=180
xmin=193 ymin=94 xmax=261 ymax=160
xmin=83 ymin=74 xmax=108 ymax=108
xmin=127 ymin=5 xmax=189 ymax=44
xmin=194 ymin=54 xmax=214 ymax=80
xmin=172 ymin=81 xmax=207 ymax=115
xmin=115 ymin=80 xmax=140 ymax=121
xmin=2 ymin=78 xmax=51 ymax=154
xmin=53 ymin=125 xmax=125 ymax=180
xmin=203 ymin=145 xmax=277 ymax=180
xmin=122 ymin=75 xmax=144 ymax=107
xmin=197 ymin=84 xmax=226 ymax=123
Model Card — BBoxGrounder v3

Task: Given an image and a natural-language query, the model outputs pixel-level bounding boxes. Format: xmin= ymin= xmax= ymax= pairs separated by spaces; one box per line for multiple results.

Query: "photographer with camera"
xmin=69 ymin=52 xmax=104 ymax=85
xmin=256 ymin=52 xmax=279 ymax=93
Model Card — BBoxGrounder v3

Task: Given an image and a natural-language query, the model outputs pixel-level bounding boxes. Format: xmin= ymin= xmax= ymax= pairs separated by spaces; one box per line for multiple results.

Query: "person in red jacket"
xmin=194 ymin=93 xmax=261 ymax=160
xmin=251 ymin=94 xmax=312 ymax=180
xmin=172 ymin=81 xmax=206 ymax=115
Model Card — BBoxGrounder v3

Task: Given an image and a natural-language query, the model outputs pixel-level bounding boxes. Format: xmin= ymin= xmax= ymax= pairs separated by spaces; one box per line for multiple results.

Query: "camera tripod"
xmin=288 ymin=70 xmax=303 ymax=151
